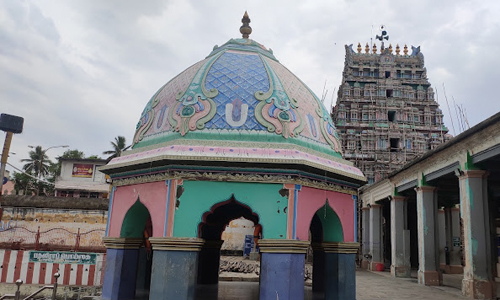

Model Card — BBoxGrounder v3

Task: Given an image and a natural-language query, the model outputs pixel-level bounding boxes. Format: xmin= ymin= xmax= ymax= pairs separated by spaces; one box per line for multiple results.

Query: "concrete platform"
xmin=196 ymin=270 xmax=468 ymax=300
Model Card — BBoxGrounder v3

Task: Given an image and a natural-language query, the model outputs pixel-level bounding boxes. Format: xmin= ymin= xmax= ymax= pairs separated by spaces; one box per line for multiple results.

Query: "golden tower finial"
xmin=396 ymin=44 xmax=400 ymax=55
xmin=357 ymin=43 xmax=362 ymax=53
xmin=365 ymin=43 xmax=370 ymax=54
xmin=403 ymin=44 xmax=408 ymax=55
xmin=240 ymin=11 xmax=252 ymax=39
xmin=372 ymin=44 xmax=377 ymax=54
xmin=388 ymin=44 xmax=393 ymax=54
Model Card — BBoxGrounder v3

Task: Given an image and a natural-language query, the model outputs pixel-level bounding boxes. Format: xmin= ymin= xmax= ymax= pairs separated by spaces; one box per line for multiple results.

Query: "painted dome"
xmin=105 ymin=14 xmax=364 ymax=182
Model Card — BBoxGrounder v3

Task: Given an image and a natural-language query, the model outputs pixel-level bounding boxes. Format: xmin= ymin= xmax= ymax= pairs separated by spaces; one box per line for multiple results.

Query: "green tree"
xmin=87 ymin=155 xmax=102 ymax=160
xmin=20 ymin=146 xmax=52 ymax=178
xmin=61 ymin=149 xmax=85 ymax=159
xmin=12 ymin=172 xmax=36 ymax=195
xmin=103 ymin=136 xmax=130 ymax=162
xmin=51 ymin=149 xmax=86 ymax=177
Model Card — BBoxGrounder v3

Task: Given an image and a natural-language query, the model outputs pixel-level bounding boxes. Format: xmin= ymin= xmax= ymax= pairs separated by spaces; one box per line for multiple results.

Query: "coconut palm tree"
xmin=103 ymin=136 xmax=131 ymax=162
xmin=21 ymin=146 xmax=52 ymax=178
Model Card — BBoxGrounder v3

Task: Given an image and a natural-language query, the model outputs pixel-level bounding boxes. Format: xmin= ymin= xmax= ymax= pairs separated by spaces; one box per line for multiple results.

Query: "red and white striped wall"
xmin=0 ymin=250 xmax=105 ymax=286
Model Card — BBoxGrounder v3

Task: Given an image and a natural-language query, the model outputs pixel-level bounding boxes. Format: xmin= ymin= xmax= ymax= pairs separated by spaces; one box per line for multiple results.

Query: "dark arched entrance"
xmin=197 ymin=196 xmax=260 ymax=285
xmin=120 ymin=199 xmax=153 ymax=297
xmin=309 ymin=203 xmax=344 ymax=297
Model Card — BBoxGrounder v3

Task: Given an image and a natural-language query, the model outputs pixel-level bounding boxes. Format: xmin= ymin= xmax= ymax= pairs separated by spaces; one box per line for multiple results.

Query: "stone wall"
xmin=0 ymin=195 xmax=107 ymax=251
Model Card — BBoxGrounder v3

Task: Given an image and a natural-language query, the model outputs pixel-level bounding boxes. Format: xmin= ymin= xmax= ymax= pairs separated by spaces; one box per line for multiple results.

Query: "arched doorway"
xmin=197 ymin=196 xmax=261 ymax=285
xmin=309 ymin=202 xmax=345 ymax=298
xmin=119 ymin=199 xmax=153 ymax=297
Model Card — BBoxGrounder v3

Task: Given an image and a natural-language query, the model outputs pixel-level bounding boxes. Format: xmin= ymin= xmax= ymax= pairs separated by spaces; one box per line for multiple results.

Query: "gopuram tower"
xmin=332 ymin=27 xmax=449 ymax=183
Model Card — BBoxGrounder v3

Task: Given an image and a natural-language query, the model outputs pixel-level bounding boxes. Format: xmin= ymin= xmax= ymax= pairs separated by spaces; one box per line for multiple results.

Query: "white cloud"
xmin=1 ymin=0 xmax=500 ymax=173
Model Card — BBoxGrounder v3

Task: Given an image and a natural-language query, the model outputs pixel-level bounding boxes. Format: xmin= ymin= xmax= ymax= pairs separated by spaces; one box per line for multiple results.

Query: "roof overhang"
xmin=99 ymin=143 xmax=366 ymax=185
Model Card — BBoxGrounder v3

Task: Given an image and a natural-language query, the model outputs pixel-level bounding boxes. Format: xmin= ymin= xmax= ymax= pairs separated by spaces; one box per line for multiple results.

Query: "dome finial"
xmin=240 ymin=11 xmax=252 ymax=39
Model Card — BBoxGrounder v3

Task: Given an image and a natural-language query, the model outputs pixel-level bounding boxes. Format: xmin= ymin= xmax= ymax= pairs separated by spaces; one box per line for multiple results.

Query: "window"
xmin=406 ymin=139 xmax=412 ymax=150
xmin=362 ymin=113 xmax=369 ymax=120
xmin=364 ymin=90 xmax=371 ymax=97
xmin=414 ymin=115 xmax=420 ymax=122
xmin=347 ymin=141 xmax=356 ymax=150
xmin=390 ymin=138 xmax=400 ymax=152
xmin=388 ymin=111 xmax=396 ymax=122
xmin=90 ymin=192 xmax=99 ymax=198
xmin=386 ymin=89 xmax=393 ymax=97
xmin=344 ymin=90 xmax=350 ymax=96
xmin=351 ymin=112 xmax=358 ymax=120
xmin=377 ymin=138 xmax=387 ymax=149
xmin=80 ymin=191 xmax=89 ymax=198
xmin=385 ymin=71 xmax=391 ymax=78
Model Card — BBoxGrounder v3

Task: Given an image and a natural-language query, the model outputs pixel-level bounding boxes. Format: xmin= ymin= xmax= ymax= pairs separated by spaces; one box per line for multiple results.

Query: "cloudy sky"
xmin=1 ymin=0 xmax=500 ymax=174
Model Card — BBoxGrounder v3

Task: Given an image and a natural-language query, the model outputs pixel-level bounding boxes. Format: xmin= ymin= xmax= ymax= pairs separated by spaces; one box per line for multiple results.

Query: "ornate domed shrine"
xmin=100 ymin=12 xmax=364 ymax=300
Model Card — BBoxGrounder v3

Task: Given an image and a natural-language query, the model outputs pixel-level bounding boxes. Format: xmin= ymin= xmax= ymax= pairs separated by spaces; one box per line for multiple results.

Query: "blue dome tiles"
xmin=205 ymin=51 xmax=269 ymax=130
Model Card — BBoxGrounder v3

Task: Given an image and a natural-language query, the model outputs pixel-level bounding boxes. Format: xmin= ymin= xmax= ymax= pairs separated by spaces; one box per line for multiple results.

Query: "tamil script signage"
xmin=29 ymin=251 xmax=97 ymax=265
xmin=72 ymin=164 xmax=94 ymax=178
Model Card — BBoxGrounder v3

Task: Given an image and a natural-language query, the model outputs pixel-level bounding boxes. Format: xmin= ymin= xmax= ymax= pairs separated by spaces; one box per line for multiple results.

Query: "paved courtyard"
xmin=192 ymin=269 xmax=469 ymax=300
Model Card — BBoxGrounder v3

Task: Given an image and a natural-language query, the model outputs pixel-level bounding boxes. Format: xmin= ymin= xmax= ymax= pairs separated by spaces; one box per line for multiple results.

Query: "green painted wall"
xmin=120 ymin=199 xmax=151 ymax=238
xmin=315 ymin=205 xmax=343 ymax=242
xmin=173 ymin=181 xmax=287 ymax=239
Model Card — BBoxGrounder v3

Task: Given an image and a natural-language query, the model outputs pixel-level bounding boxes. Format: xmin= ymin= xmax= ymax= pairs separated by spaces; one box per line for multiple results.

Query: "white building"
xmin=55 ymin=158 xmax=110 ymax=198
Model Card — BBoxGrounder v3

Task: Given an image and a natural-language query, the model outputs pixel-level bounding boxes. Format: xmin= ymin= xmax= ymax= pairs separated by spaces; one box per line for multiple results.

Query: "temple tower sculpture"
xmin=332 ymin=28 xmax=449 ymax=183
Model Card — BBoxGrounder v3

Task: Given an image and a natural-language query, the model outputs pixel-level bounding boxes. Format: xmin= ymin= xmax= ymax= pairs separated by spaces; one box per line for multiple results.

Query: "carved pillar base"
xmin=102 ymin=238 xmax=143 ymax=300
xmin=148 ymin=237 xmax=204 ymax=300
xmin=259 ymin=239 xmax=309 ymax=300
xmin=462 ymin=278 xmax=496 ymax=299
xmin=323 ymin=242 xmax=359 ymax=300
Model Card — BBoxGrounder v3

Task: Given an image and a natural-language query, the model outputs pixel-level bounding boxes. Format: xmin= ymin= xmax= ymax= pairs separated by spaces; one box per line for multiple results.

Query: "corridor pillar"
xmin=438 ymin=207 xmax=446 ymax=272
xmin=148 ymin=237 xmax=204 ymax=300
xmin=415 ymin=186 xmax=441 ymax=286
xmin=259 ymin=239 xmax=309 ymax=300
xmin=323 ymin=242 xmax=359 ymax=300
xmin=369 ymin=204 xmax=383 ymax=270
xmin=459 ymin=170 xmax=496 ymax=299
xmin=361 ymin=207 xmax=370 ymax=269
xmin=102 ymin=237 xmax=143 ymax=300
xmin=391 ymin=196 xmax=411 ymax=277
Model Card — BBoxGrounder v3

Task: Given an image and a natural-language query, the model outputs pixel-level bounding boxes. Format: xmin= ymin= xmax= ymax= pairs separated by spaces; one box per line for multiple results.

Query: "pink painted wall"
xmin=107 ymin=181 xmax=168 ymax=237
xmin=295 ymin=187 xmax=355 ymax=242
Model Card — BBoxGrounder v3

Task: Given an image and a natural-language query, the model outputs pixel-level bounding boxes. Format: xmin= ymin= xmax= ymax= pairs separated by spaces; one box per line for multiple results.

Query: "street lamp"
xmin=28 ymin=145 xmax=69 ymax=195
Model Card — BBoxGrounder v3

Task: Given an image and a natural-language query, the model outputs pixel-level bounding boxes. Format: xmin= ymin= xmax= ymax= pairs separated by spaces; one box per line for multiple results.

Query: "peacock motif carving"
xmin=167 ymin=52 xmax=223 ymax=136
xmin=254 ymin=57 xmax=304 ymax=138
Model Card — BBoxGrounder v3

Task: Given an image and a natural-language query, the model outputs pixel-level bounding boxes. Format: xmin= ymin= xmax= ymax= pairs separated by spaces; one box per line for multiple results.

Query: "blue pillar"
xmin=312 ymin=243 xmax=325 ymax=293
xmin=323 ymin=242 xmax=359 ymax=300
xmin=102 ymin=238 xmax=143 ymax=300
xmin=148 ymin=237 xmax=204 ymax=300
xmin=258 ymin=239 xmax=309 ymax=300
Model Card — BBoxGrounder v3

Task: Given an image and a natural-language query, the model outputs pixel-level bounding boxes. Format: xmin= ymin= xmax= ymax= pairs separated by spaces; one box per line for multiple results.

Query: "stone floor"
xmin=135 ymin=270 xmax=471 ymax=300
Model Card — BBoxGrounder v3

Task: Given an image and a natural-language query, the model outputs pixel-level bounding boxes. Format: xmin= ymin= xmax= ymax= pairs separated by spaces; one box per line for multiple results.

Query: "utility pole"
xmin=0 ymin=114 xmax=24 ymax=220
